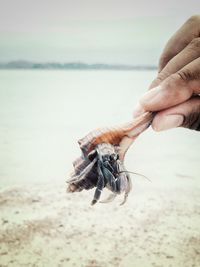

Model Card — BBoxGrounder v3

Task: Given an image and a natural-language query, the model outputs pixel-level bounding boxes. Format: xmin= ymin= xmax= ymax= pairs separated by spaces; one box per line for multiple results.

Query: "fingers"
xmin=152 ymin=97 xmax=200 ymax=131
xmin=158 ymin=15 xmax=200 ymax=72
xmin=139 ymin=57 xmax=200 ymax=112
xmin=133 ymin=15 xmax=200 ymax=126
xmin=149 ymin=37 xmax=200 ymax=89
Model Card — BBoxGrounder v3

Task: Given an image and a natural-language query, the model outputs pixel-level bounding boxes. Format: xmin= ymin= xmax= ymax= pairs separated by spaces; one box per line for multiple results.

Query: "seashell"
xmin=78 ymin=111 xmax=154 ymax=159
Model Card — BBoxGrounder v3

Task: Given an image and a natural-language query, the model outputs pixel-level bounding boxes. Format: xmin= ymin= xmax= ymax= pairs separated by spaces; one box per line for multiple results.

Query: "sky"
xmin=0 ymin=0 xmax=199 ymax=65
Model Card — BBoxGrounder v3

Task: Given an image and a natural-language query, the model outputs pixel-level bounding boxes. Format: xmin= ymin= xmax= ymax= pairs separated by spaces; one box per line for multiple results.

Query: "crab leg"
xmin=91 ymin=161 xmax=105 ymax=205
xmin=120 ymin=173 xmax=132 ymax=206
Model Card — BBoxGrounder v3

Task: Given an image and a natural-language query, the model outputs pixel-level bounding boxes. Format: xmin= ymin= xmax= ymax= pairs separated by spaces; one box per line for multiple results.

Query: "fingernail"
xmin=154 ymin=114 xmax=184 ymax=131
xmin=133 ymin=103 xmax=146 ymax=118
xmin=140 ymin=86 xmax=161 ymax=105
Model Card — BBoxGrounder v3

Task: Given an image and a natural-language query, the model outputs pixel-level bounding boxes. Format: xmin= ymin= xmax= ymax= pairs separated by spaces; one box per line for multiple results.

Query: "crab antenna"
xmin=119 ymin=171 xmax=151 ymax=182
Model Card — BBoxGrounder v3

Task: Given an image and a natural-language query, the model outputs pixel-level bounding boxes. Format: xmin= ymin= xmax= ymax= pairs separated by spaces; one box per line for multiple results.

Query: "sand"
xmin=0 ymin=169 xmax=200 ymax=267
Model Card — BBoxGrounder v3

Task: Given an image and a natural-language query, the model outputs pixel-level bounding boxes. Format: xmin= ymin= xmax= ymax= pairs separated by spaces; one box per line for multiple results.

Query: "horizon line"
xmin=0 ymin=60 xmax=157 ymax=70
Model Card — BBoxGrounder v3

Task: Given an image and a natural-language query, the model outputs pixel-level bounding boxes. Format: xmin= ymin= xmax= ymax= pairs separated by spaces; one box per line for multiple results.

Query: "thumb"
xmin=152 ymin=97 xmax=200 ymax=131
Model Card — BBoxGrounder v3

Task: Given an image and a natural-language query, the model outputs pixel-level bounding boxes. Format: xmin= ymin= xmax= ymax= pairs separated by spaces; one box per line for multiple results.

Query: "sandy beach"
xmin=0 ymin=70 xmax=200 ymax=267
xmin=0 ymin=176 xmax=200 ymax=267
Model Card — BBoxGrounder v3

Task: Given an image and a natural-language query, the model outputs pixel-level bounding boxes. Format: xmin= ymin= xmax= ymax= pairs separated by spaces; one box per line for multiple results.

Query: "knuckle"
xmin=189 ymin=37 xmax=200 ymax=49
xmin=177 ymin=68 xmax=200 ymax=82
xmin=177 ymin=70 xmax=192 ymax=81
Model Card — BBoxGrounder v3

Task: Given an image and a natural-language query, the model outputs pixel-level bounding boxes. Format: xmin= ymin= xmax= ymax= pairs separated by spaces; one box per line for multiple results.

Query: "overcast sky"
xmin=0 ymin=0 xmax=199 ymax=64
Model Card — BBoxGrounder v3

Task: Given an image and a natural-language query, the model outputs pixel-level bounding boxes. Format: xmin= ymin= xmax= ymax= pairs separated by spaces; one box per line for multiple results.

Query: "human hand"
xmin=134 ymin=15 xmax=200 ymax=131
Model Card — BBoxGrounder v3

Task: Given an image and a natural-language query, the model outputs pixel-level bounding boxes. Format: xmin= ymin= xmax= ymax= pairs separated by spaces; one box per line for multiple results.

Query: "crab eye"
xmin=110 ymin=154 xmax=117 ymax=161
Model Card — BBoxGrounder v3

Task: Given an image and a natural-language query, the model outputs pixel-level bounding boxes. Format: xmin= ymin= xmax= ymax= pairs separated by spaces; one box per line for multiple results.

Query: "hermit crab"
xmin=67 ymin=111 xmax=154 ymax=205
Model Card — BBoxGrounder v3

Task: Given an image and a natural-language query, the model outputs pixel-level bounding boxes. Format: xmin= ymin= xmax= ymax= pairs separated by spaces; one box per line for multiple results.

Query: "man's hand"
xmin=134 ymin=15 xmax=200 ymax=131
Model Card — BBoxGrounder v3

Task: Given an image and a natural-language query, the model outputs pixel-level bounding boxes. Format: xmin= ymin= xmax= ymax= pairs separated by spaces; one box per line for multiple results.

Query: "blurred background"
xmin=0 ymin=1 xmax=200 ymax=267
xmin=0 ymin=0 xmax=199 ymax=65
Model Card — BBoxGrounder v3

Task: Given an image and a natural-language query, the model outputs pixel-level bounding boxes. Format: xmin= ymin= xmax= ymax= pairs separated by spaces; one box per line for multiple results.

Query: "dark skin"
xmin=133 ymin=15 xmax=200 ymax=132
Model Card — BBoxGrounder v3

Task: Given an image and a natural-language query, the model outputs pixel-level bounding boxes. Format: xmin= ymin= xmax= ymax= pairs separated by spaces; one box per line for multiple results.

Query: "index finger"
xmin=140 ymin=57 xmax=200 ymax=112
xmin=159 ymin=15 xmax=200 ymax=72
